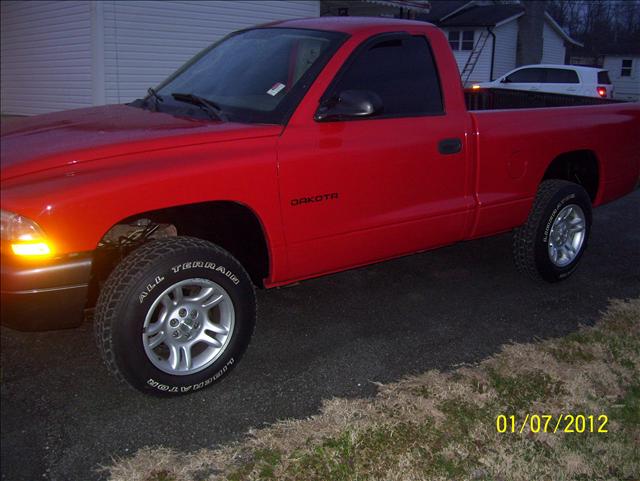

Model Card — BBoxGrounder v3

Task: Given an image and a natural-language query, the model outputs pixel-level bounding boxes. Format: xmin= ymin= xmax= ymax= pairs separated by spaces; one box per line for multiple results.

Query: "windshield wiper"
xmin=171 ymin=92 xmax=227 ymax=121
xmin=145 ymin=87 xmax=164 ymax=111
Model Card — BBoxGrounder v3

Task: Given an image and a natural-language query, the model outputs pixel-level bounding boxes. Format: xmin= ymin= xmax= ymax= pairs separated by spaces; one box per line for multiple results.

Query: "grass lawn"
xmin=106 ymin=297 xmax=639 ymax=481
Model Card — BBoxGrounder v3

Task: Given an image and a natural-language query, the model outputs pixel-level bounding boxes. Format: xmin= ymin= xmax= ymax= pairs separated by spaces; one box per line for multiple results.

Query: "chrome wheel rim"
xmin=142 ymin=278 xmax=235 ymax=376
xmin=548 ymin=204 xmax=586 ymax=267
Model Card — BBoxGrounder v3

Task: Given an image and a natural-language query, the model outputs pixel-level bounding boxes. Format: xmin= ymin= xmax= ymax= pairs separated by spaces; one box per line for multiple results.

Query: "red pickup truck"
xmin=2 ymin=17 xmax=639 ymax=395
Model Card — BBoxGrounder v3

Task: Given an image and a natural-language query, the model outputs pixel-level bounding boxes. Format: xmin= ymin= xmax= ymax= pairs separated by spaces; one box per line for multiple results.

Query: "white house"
xmin=602 ymin=51 xmax=640 ymax=101
xmin=426 ymin=2 xmax=581 ymax=85
xmin=322 ymin=0 xmax=581 ymax=87
xmin=569 ymin=40 xmax=640 ymax=102
xmin=0 ymin=0 xmax=319 ymax=116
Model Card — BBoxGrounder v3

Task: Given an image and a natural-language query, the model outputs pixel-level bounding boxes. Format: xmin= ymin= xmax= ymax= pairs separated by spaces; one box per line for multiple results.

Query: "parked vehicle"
xmin=474 ymin=64 xmax=614 ymax=98
xmin=2 ymin=18 xmax=639 ymax=396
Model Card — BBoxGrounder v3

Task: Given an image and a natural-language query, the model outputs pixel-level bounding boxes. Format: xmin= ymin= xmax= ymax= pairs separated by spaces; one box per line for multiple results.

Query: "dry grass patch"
xmin=106 ymin=298 xmax=640 ymax=481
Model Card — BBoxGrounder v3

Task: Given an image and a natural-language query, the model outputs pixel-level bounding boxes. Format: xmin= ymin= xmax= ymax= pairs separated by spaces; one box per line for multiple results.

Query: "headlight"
xmin=1 ymin=210 xmax=53 ymax=257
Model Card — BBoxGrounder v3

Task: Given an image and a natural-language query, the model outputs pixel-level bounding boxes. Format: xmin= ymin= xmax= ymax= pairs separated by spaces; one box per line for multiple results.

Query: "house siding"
xmin=1 ymin=0 xmax=319 ymax=115
xmin=103 ymin=0 xmax=319 ymax=105
xmin=442 ymin=17 xmax=568 ymax=86
xmin=492 ymin=20 xmax=518 ymax=79
xmin=0 ymin=0 xmax=93 ymax=115
xmin=541 ymin=21 xmax=565 ymax=64
xmin=603 ymin=55 xmax=640 ymax=101
xmin=442 ymin=19 xmax=519 ymax=84
xmin=441 ymin=28 xmax=493 ymax=85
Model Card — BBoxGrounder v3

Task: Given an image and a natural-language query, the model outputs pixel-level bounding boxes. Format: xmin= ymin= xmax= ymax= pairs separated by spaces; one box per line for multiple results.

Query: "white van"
xmin=475 ymin=65 xmax=613 ymax=99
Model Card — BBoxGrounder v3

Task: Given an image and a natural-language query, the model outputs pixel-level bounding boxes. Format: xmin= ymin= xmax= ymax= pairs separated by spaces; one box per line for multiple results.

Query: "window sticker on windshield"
xmin=267 ymin=82 xmax=286 ymax=96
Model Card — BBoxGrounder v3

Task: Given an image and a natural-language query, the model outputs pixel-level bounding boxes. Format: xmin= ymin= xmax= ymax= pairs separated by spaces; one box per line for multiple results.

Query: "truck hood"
xmin=0 ymin=104 xmax=282 ymax=181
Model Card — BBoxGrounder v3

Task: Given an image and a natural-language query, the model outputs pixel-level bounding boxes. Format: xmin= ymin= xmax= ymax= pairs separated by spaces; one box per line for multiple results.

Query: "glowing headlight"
xmin=1 ymin=210 xmax=53 ymax=257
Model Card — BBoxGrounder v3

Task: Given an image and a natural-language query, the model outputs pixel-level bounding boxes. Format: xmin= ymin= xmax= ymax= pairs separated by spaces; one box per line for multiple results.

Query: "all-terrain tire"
xmin=513 ymin=180 xmax=592 ymax=282
xmin=94 ymin=236 xmax=256 ymax=396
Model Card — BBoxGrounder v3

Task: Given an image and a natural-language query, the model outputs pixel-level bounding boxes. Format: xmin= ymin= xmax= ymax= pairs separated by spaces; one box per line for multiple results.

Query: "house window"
xmin=448 ymin=30 xmax=474 ymax=51
xmin=621 ymin=59 xmax=632 ymax=77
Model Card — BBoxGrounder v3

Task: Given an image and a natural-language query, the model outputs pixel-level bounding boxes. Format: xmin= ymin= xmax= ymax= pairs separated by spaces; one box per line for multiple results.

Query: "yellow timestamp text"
xmin=496 ymin=414 xmax=609 ymax=434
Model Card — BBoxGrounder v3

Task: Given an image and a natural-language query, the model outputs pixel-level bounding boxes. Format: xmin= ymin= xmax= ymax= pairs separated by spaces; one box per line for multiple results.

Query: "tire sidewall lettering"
xmin=145 ymin=357 xmax=236 ymax=393
xmin=129 ymin=261 xmax=243 ymax=389
xmin=171 ymin=261 xmax=240 ymax=285
xmin=110 ymin=241 xmax=254 ymax=396
xmin=534 ymin=186 xmax=591 ymax=281
xmin=138 ymin=275 xmax=166 ymax=304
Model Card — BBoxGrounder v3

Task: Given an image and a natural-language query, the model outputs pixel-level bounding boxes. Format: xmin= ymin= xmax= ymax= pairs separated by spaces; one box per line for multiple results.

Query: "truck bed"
xmin=465 ymin=88 xmax=623 ymax=111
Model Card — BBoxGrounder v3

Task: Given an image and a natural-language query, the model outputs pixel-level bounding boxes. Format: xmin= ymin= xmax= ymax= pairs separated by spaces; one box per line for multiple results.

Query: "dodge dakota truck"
xmin=2 ymin=17 xmax=639 ymax=396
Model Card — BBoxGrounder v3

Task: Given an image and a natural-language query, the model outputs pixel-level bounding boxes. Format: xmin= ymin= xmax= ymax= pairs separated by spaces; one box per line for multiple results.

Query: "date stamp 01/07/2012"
xmin=496 ymin=414 xmax=609 ymax=434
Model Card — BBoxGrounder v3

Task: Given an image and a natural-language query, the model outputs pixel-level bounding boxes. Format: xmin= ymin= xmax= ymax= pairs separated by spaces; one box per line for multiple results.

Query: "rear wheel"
xmin=94 ymin=236 xmax=256 ymax=396
xmin=513 ymin=180 xmax=592 ymax=282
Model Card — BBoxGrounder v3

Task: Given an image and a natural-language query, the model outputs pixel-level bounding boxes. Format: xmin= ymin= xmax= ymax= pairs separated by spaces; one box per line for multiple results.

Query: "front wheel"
xmin=94 ymin=237 xmax=256 ymax=396
xmin=513 ymin=180 xmax=592 ymax=282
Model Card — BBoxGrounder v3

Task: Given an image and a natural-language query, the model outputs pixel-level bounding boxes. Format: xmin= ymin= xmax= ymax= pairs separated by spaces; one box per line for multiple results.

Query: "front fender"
xmin=1 ymin=136 xmax=284 ymax=257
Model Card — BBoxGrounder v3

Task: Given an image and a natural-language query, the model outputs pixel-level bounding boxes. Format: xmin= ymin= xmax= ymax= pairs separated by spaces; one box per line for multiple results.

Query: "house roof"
xmin=427 ymin=3 xmax=581 ymax=46
xmin=270 ymin=16 xmax=433 ymax=34
xmin=438 ymin=4 xmax=524 ymax=27
xmin=362 ymin=0 xmax=433 ymax=14
xmin=569 ymin=38 xmax=639 ymax=59
xmin=601 ymin=41 xmax=640 ymax=56
xmin=417 ymin=0 xmax=468 ymax=22
xmin=543 ymin=12 xmax=582 ymax=47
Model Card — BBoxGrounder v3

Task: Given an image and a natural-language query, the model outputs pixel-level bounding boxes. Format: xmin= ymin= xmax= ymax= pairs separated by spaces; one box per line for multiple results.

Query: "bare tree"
xmin=547 ymin=0 xmax=585 ymax=36
xmin=548 ymin=0 xmax=640 ymax=55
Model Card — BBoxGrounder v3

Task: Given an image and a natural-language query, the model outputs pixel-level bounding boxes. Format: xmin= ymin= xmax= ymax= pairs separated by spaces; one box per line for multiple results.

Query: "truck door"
xmin=277 ymin=32 xmax=473 ymax=281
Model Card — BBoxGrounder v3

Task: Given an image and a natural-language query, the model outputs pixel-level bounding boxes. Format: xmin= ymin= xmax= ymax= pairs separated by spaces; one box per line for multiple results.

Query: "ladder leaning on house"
xmin=460 ymin=30 xmax=490 ymax=86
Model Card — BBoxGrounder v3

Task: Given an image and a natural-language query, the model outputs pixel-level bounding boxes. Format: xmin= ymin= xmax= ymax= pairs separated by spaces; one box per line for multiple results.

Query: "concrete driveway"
xmin=1 ymin=190 xmax=639 ymax=481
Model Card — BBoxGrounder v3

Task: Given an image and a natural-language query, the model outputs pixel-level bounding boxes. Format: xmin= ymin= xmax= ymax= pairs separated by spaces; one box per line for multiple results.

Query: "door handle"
xmin=438 ymin=138 xmax=462 ymax=155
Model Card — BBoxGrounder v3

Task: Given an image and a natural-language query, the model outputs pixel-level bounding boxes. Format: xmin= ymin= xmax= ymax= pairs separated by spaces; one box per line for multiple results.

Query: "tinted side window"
xmin=506 ymin=68 xmax=545 ymax=83
xmin=598 ymin=71 xmax=611 ymax=84
xmin=331 ymin=35 xmax=443 ymax=116
xmin=545 ymin=69 xmax=579 ymax=83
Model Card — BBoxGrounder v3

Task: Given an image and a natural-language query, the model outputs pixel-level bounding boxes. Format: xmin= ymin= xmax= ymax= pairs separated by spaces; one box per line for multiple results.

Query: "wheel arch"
xmin=542 ymin=150 xmax=600 ymax=203
xmin=89 ymin=201 xmax=271 ymax=306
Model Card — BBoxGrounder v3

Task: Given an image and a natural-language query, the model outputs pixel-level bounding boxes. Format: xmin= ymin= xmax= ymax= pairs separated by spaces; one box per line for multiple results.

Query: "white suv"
xmin=474 ymin=65 xmax=613 ymax=99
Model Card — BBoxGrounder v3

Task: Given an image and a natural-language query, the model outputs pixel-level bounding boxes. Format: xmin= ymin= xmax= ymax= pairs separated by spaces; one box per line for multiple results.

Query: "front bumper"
xmin=1 ymin=254 xmax=92 ymax=331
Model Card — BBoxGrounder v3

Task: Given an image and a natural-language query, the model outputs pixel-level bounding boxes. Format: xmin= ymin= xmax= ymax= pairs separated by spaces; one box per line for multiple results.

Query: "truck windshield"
xmin=154 ymin=28 xmax=347 ymax=124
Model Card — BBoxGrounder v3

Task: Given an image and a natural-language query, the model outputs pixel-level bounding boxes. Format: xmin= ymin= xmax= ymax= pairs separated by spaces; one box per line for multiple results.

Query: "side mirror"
xmin=500 ymin=77 xmax=509 ymax=83
xmin=315 ymin=90 xmax=383 ymax=121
